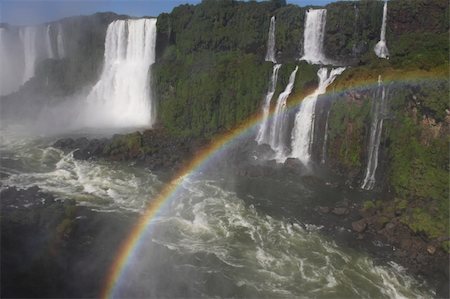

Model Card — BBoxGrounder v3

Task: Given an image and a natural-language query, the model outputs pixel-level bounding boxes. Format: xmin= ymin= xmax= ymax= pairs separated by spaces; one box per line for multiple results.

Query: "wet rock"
xmin=427 ymin=245 xmax=436 ymax=255
xmin=332 ymin=207 xmax=349 ymax=215
xmin=385 ymin=222 xmax=396 ymax=230
xmin=318 ymin=206 xmax=331 ymax=214
xmin=352 ymin=219 xmax=367 ymax=233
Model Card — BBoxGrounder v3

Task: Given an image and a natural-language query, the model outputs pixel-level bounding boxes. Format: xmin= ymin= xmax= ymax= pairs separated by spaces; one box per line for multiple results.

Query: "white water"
xmin=290 ymin=67 xmax=345 ymax=165
xmin=57 ymin=24 xmax=65 ymax=58
xmin=265 ymin=16 xmax=277 ymax=63
xmin=20 ymin=26 xmax=39 ymax=84
xmin=0 ymin=28 xmax=21 ymax=96
xmin=268 ymin=66 xmax=298 ymax=159
xmin=361 ymin=75 xmax=388 ymax=190
xmin=45 ymin=25 xmax=55 ymax=59
xmin=0 ymin=135 xmax=161 ymax=212
xmin=374 ymin=2 xmax=389 ymax=59
xmin=0 ymin=130 xmax=433 ymax=298
xmin=119 ymin=177 xmax=432 ymax=298
xmin=321 ymin=109 xmax=331 ymax=164
xmin=301 ymin=9 xmax=327 ymax=64
xmin=83 ymin=18 xmax=157 ymax=128
xmin=256 ymin=64 xmax=281 ymax=145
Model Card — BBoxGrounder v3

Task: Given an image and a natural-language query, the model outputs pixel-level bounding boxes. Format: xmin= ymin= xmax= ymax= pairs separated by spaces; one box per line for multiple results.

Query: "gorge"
xmin=1 ymin=0 xmax=448 ymax=298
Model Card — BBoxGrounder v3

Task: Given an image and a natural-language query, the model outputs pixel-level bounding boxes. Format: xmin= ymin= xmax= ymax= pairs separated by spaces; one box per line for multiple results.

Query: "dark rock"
xmin=318 ymin=206 xmax=331 ymax=214
xmin=427 ymin=245 xmax=436 ymax=255
xmin=332 ymin=207 xmax=349 ymax=215
xmin=385 ymin=222 xmax=396 ymax=230
xmin=352 ymin=219 xmax=367 ymax=233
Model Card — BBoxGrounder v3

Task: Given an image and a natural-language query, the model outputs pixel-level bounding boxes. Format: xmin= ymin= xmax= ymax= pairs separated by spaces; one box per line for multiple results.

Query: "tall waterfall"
xmin=321 ymin=109 xmax=331 ymax=164
xmin=290 ymin=67 xmax=345 ymax=164
xmin=265 ymin=16 xmax=277 ymax=63
xmin=20 ymin=27 xmax=39 ymax=84
xmin=256 ymin=64 xmax=282 ymax=145
xmin=301 ymin=9 xmax=327 ymax=64
xmin=268 ymin=66 xmax=299 ymax=159
xmin=361 ymin=75 xmax=388 ymax=190
xmin=57 ymin=24 xmax=65 ymax=58
xmin=374 ymin=2 xmax=389 ymax=59
xmin=84 ymin=18 xmax=157 ymax=128
xmin=45 ymin=25 xmax=55 ymax=59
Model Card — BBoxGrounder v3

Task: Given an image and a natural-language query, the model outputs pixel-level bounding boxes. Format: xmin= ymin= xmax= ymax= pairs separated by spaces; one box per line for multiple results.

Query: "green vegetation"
xmin=327 ymin=94 xmax=371 ymax=171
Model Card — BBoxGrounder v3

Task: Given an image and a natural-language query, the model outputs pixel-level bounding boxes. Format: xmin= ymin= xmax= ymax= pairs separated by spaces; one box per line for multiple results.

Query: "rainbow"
xmin=101 ymin=68 xmax=447 ymax=298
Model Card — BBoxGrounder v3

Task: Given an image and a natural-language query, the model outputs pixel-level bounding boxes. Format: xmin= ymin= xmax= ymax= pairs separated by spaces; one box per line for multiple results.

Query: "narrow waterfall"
xmin=84 ymin=18 xmax=157 ymax=128
xmin=321 ymin=109 xmax=331 ymax=164
xmin=57 ymin=24 xmax=65 ymax=58
xmin=256 ymin=64 xmax=282 ymax=144
xmin=268 ymin=66 xmax=299 ymax=159
xmin=265 ymin=16 xmax=277 ymax=63
xmin=301 ymin=9 xmax=327 ymax=64
xmin=45 ymin=25 xmax=55 ymax=59
xmin=290 ymin=67 xmax=345 ymax=164
xmin=361 ymin=75 xmax=388 ymax=190
xmin=374 ymin=1 xmax=389 ymax=59
xmin=20 ymin=27 xmax=39 ymax=84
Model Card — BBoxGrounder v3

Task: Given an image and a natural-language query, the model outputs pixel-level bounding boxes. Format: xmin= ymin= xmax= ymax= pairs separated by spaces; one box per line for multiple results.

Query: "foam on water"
xmin=0 ymin=136 xmax=161 ymax=212
xmin=129 ymin=178 xmax=433 ymax=298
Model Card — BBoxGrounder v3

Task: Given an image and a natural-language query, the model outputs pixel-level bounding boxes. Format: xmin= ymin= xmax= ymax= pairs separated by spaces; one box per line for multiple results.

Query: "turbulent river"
xmin=0 ymin=129 xmax=433 ymax=298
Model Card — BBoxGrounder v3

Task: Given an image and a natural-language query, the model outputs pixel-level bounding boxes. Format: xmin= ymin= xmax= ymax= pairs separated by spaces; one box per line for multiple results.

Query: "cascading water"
xmin=0 ymin=28 xmax=16 ymax=96
xmin=256 ymin=64 xmax=281 ymax=145
xmin=268 ymin=66 xmax=298 ymax=159
xmin=20 ymin=26 xmax=39 ymax=84
xmin=45 ymin=25 xmax=55 ymax=59
xmin=301 ymin=9 xmax=327 ymax=64
xmin=374 ymin=1 xmax=389 ymax=59
xmin=361 ymin=75 xmax=388 ymax=190
xmin=84 ymin=18 xmax=157 ymax=128
xmin=321 ymin=109 xmax=331 ymax=164
xmin=290 ymin=67 xmax=345 ymax=165
xmin=57 ymin=24 xmax=65 ymax=58
xmin=265 ymin=16 xmax=277 ymax=63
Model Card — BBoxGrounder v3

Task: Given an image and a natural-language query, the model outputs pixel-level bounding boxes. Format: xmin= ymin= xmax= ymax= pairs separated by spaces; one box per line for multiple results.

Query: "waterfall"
xmin=301 ymin=9 xmax=327 ymax=64
xmin=0 ymin=28 xmax=16 ymax=96
xmin=20 ymin=26 xmax=39 ymax=84
xmin=374 ymin=1 xmax=389 ymax=59
xmin=321 ymin=109 xmax=331 ymax=164
xmin=45 ymin=25 xmax=55 ymax=59
xmin=57 ymin=24 xmax=65 ymax=58
xmin=265 ymin=16 xmax=277 ymax=63
xmin=256 ymin=64 xmax=282 ymax=145
xmin=268 ymin=66 xmax=299 ymax=159
xmin=290 ymin=67 xmax=345 ymax=165
xmin=84 ymin=18 xmax=157 ymax=128
xmin=361 ymin=75 xmax=388 ymax=190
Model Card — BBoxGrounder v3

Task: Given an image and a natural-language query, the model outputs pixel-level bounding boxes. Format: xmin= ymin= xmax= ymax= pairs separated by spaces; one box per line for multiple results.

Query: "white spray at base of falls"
xmin=84 ymin=18 xmax=157 ymax=128
xmin=290 ymin=67 xmax=345 ymax=165
xmin=361 ymin=75 xmax=388 ymax=190
xmin=268 ymin=66 xmax=299 ymax=160
xmin=301 ymin=9 xmax=328 ymax=65
xmin=265 ymin=16 xmax=277 ymax=63
xmin=256 ymin=64 xmax=282 ymax=145
xmin=374 ymin=1 xmax=389 ymax=59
